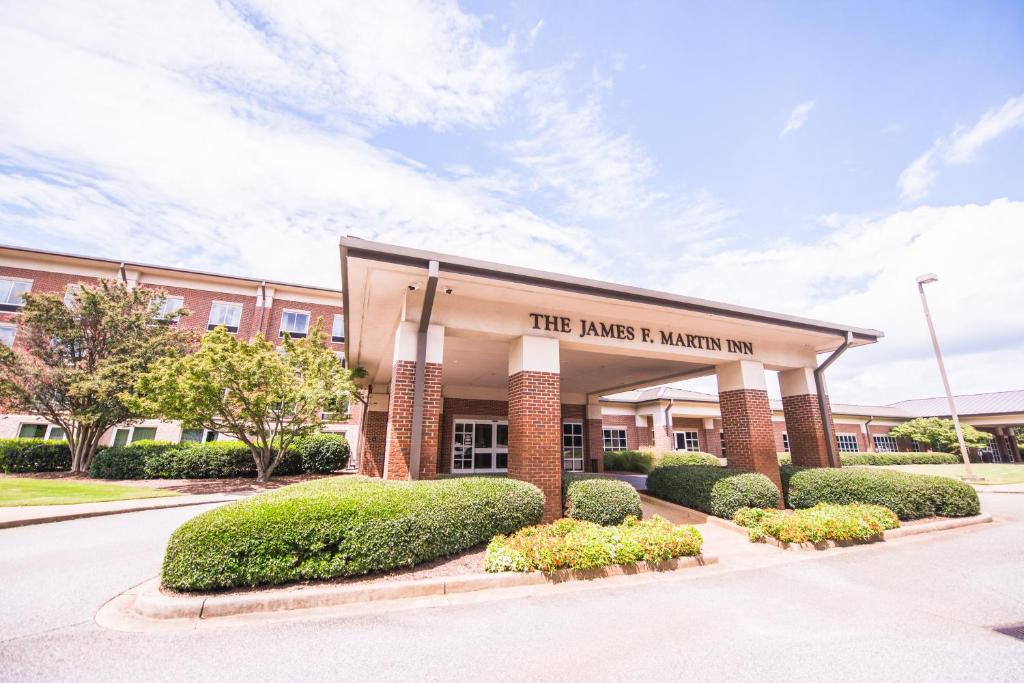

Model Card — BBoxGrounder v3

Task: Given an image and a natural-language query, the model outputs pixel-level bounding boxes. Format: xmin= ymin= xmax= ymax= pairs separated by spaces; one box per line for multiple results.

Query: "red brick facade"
xmin=601 ymin=414 xmax=643 ymax=451
xmin=359 ymin=410 xmax=388 ymax=477
xmin=586 ymin=418 xmax=604 ymax=471
xmin=719 ymin=388 xmax=783 ymax=494
xmin=383 ymin=360 xmax=442 ymax=480
xmin=782 ymin=393 xmax=835 ymax=468
xmin=508 ymin=370 xmax=562 ymax=522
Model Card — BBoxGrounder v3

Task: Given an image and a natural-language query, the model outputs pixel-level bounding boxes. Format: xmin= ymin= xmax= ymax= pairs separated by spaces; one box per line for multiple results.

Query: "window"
xmin=180 ymin=428 xmax=218 ymax=443
xmin=720 ymin=431 xmax=727 ymax=458
xmin=156 ymin=296 xmax=184 ymax=320
xmin=63 ymin=284 xmax=82 ymax=308
xmin=0 ymin=278 xmax=30 ymax=311
xmin=782 ymin=433 xmax=790 ymax=453
xmin=603 ymin=428 xmax=627 ymax=451
xmin=836 ymin=434 xmax=859 ymax=452
xmin=332 ymin=314 xmax=345 ymax=343
xmin=18 ymin=424 xmax=47 ymax=439
xmin=873 ymin=435 xmax=898 ymax=453
xmin=47 ymin=426 xmax=66 ymax=441
xmin=112 ymin=426 xmax=157 ymax=446
xmin=911 ymin=440 xmax=922 ymax=452
xmin=280 ymin=310 xmax=310 ymax=338
xmin=208 ymin=302 xmax=242 ymax=332
xmin=673 ymin=430 xmax=700 ymax=451
xmin=452 ymin=420 xmax=508 ymax=472
xmin=562 ymin=422 xmax=584 ymax=472
xmin=0 ymin=323 xmax=15 ymax=348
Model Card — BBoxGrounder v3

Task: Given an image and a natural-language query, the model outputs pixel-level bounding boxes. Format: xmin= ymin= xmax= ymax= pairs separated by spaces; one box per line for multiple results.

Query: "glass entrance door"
xmin=452 ymin=420 xmax=508 ymax=473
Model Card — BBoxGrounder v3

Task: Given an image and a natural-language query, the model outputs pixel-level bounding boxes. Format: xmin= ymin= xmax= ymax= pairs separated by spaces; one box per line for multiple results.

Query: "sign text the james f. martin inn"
xmin=529 ymin=313 xmax=754 ymax=355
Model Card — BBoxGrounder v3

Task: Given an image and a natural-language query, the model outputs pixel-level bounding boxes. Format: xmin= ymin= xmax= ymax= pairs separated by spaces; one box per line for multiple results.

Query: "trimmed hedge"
xmin=89 ymin=440 xmax=305 ymax=479
xmin=733 ymin=503 xmax=899 ymax=544
xmin=162 ymin=476 xmax=545 ymax=591
xmin=646 ymin=465 xmax=781 ymax=518
xmin=783 ymin=466 xmax=980 ymax=520
xmin=563 ymin=476 xmax=642 ymax=526
xmin=660 ymin=452 xmax=720 ymax=467
xmin=290 ymin=433 xmax=350 ymax=473
xmin=0 ymin=438 xmax=72 ymax=473
xmin=779 ymin=452 xmax=961 ymax=467
xmin=484 ymin=516 xmax=702 ymax=573
xmin=841 ymin=452 xmax=960 ymax=465
xmin=603 ymin=450 xmax=654 ymax=473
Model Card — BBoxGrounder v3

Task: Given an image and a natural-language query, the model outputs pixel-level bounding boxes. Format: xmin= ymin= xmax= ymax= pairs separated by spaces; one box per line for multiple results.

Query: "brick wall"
xmin=671 ymin=416 xmax=707 ymax=451
xmin=782 ymin=393 xmax=835 ymax=468
xmin=383 ymin=360 xmax=442 ymax=480
xmin=719 ymin=388 xmax=783 ymax=495
xmin=508 ymin=371 xmax=562 ymax=522
xmin=586 ymin=418 xmax=604 ymax=472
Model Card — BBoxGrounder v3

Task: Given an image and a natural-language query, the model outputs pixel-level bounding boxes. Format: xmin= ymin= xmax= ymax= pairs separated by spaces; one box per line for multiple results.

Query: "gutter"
xmin=814 ymin=331 xmax=852 ymax=468
xmin=257 ymin=281 xmax=267 ymax=335
xmin=664 ymin=399 xmax=675 ymax=449
xmin=408 ymin=260 xmax=440 ymax=480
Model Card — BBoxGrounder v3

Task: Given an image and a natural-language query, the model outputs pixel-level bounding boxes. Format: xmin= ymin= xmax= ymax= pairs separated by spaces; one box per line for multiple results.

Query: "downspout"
xmin=408 ymin=260 xmax=439 ymax=480
xmin=864 ymin=415 xmax=874 ymax=452
xmin=814 ymin=331 xmax=852 ymax=468
xmin=257 ymin=281 xmax=267 ymax=336
xmin=118 ymin=262 xmax=127 ymax=284
xmin=664 ymin=399 xmax=675 ymax=450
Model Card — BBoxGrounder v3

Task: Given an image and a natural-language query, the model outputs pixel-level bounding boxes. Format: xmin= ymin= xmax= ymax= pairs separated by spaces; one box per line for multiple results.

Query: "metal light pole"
xmin=916 ymin=273 xmax=979 ymax=481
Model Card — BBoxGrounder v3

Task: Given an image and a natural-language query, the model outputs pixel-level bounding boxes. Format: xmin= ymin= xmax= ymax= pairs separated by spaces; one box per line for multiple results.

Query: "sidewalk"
xmin=0 ymin=493 xmax=239 ymax=529
xmin=976 ymin=483 xmax=1024 ymax=494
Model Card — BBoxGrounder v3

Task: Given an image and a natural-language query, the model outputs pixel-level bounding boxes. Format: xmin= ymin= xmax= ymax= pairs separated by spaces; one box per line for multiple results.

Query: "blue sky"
xmin=0 ymin=1 xmax=1021 ymax=403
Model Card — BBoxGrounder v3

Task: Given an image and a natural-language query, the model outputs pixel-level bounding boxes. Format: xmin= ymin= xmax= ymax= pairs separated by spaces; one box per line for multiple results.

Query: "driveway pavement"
xmin=2 ymin=494 xmax=1023 ymax=682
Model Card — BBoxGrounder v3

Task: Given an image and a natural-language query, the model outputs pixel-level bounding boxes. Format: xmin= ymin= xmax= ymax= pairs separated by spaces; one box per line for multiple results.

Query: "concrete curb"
xmin=130 ymin=555 xmax=717 ymax=621
xmin=0 ymin=497 xmax=237 ymax=529
xmin=757 ymin=513 xmax=993 ymax=551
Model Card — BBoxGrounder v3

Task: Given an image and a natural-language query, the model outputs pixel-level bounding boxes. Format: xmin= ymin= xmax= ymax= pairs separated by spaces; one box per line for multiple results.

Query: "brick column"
xmin=362 ymin=389 xmax=389 ymax=475
xmin=508 ymin=336 xmax=562 ymax=522
xmin=717 ymin=360 xmax=783 ymax=495
xmin=779 ymin=367 xmax=836 ymax=469
xmin=586 ymin=401 xmax=604 ymax=472
xmin=382 ymin=322 xmax=444 ymax=480
xmin=1009 ymin=428 xmax=1022 ymax=463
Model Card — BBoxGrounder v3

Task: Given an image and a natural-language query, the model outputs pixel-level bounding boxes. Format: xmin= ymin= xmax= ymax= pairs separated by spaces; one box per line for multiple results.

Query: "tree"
xmin=134 ymin=322 xmax=355 ymax=481
xmin=0 ymin=281 xmax=194 ymax=473
xmin=889 ymin=417 xmax=992 ymax=453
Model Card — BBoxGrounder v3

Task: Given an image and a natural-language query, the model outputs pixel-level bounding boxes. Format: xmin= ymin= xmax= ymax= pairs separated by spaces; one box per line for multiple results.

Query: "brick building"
xmin=3 ymin=239 xmax=1019 ymax=500
xmin=0 ymin=245 xmax=360 ymax=455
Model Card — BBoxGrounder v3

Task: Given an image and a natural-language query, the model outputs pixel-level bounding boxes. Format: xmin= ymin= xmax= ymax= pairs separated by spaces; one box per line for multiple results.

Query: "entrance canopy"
xmin=339 ymin=237 xmax=882 ymax=401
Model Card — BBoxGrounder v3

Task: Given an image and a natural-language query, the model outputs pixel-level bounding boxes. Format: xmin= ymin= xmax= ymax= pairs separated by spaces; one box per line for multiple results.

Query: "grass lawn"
xmin=872 ymin=463 xmax=1024 ymax=485
xmin=0 ymin=478 xmax=180 ymax=506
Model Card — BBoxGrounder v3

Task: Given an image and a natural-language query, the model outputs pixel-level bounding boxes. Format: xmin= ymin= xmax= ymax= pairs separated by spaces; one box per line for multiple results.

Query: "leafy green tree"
xmin=0 ymin=281 xmax=194 ymax=473
xmin=889 ymin=417 xmax=992 ymax=454
xmin=134 ymin=322 xmax=354 ymax=481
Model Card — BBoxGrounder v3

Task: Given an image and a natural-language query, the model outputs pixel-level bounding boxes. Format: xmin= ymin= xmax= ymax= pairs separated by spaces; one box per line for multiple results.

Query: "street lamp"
xmin=916 ymin=273 xmax=979 ymax=481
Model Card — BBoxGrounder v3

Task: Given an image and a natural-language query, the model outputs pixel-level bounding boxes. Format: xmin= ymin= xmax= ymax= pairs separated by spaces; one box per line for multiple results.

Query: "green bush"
xmin=733 ymin=503 xmax=899 ymax=544
xmin=660 ymin=452 xmax=720 ymax=467
xmin=88 ymin=440 xmax=178 ymax=479
xmin=603 ymin=450 xmax=654 ymax=473
xmin=0 ymin=438 xmax=72 ymax=473
xmin=484 ymin=516 xmax=702 ymax=573
xmin=162 ymin=476 xmax=545 ymax=591
xmin=784 ymin=466 xmax=980 ymax=520
xmin=89 ymin=440 xmax=305 ymax=479
xmin=646 ymin=465 xmax=781 ymax=518
xmin=563 ymin=476 xmax=642 ymax=526
xmin=290 ymin=433 xmax=350 ymax=473
xmin=780 ymin=452 xmax=960 ymax=467
xmin=841 ymin=452 xmax=961 ymax=465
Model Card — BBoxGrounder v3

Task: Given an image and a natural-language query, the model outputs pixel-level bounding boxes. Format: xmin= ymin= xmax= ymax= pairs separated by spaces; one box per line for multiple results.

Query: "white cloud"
xmin=899 ymin=93 xmax=1024 ymax=201
xmin=0 ymin=5 xmax=599 ymax=286
xmin=663 ymin=199 xmax=1024 ymax=403
xmin=779 ymin=100 xmax=815 ymax=138
xmin=511 ymin=71 xmax=658 ymax=220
